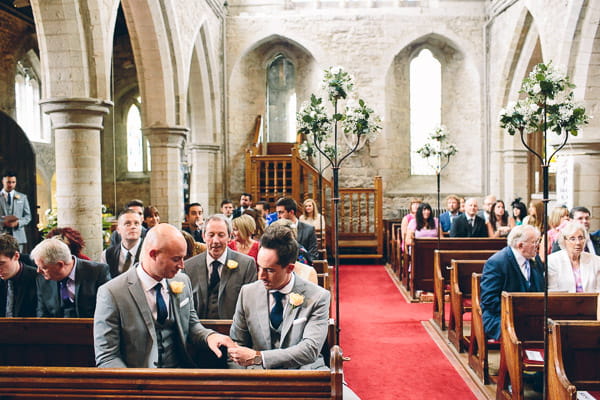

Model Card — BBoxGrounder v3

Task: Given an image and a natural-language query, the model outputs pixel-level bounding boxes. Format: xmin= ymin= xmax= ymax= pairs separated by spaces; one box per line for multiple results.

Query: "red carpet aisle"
xmin=339 ymin=264 xmax=477 ymax=400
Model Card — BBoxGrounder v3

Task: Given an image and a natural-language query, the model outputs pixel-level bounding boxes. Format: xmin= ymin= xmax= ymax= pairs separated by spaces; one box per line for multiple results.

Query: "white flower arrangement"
xmin=416 ymin=125 xmax=458 ymax=171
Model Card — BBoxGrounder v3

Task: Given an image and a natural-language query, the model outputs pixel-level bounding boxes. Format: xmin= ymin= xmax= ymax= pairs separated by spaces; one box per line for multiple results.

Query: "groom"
xmin=227 ymin=223 xmax=330 ymax=370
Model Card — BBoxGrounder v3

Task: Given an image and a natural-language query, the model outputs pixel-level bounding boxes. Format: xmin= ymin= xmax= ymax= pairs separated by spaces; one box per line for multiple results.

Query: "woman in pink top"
xmin=401 ymin=198 xmax=422 ymax=252
xmin=406 ymin=203 xmax=438 ymax=246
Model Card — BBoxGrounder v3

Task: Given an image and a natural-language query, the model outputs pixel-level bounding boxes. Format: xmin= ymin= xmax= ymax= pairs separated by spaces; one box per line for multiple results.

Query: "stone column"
xmin=498 ymin=148 xmax=529 ymax=203
xmin=143 ymin=126 xmax=188 ymax=226
xmin=189 ymin=144 xmax=221 ymax=213
xmin=41 ymin=98 xmax=112 ymax=260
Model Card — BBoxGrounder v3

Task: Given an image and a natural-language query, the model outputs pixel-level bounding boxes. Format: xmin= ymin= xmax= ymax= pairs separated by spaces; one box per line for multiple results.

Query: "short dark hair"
xmin=570 ymin=206 xmax=591 ymax=219
xmin=125 ymin=199 xmax=144 ymax=209
xmin=185 ymin=202 xmax=202 ymax=215
xmin=221 ymin=199 xmax=233 ymax=208
xmin=260 ymin=224 xmax=299 ymax=267
xmin=2 ymin=170 xmax=17 ymax=179
xmin=0 ymin=234 xmax=19 ymax=258
xmin=275 ymin=197 xmax=298 ymax=214
xmin=241 ymin=192 xmax=253 ymax=200
xmin=256 ymin=200 xmax=270 ymax=212
xmin=143 ymin=206 xmax=159 ymax=219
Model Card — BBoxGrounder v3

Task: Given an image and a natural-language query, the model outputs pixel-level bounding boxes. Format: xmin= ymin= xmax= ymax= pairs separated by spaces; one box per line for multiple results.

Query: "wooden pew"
xmin=468 ymin=273 xmax=499 ymax=384
xmin=432 ymin=249 xmax=497 ymax=329
xmin=0 ymin=318 xmax=342 ymax=399
xmin=406 ymin=238 xmax=505 ymax=300
xmin=547 ymin=319 xmax=600 ymax=400
xmin=497 ymin=292 xmax=599 ymax=400
xmin=447 ymin=259 xmax=486 ymax=352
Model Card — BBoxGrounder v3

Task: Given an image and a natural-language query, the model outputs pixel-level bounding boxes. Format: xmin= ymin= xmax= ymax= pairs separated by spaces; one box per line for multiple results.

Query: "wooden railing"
xmin=245 ymin=115 xmax=383 ymax=259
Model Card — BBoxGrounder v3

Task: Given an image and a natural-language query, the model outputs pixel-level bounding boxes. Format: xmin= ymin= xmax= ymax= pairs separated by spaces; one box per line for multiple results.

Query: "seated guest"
xmin=46 ymin=226 xmax=91 ymax=260
xmin=243 ymin=208 xmax=265 ymax=239
xmin=183 ymin=214 xmax=257 ymax=319
xmin=546 ymin=206 xmax=570 ymax=254
xmin=400 ymin=197 xmax=422 ymax=252
xmin=233 ymin=193 xmax=253 ymax=219
xmin=486 ymin=200 xmax=515 ymax=238
xmin=439 ymin=194 xmax=462 ymax=234
xmin=511 ymin=198 xmax=527 ymax=226
xmin=271 ymin=218 xmax=317 ymax=280
xmin=300 ymin=198 xmax=326 ymax=236
xmin=405 ymin=203 xmax=439 ymax=246
xmin=220 ymin=199 xmax=234 ymax=221
xmin=548 ymin=221 xmax=600 ymax=292
xmin=143 ymin=206 xmax=160 ymax=229
xmin=523 ymin=199 xmax=544 ymax=232
xmin=254 ymin=201 xmax=270 ymax=228
xmin=228 ymin=214 xmax=260 ymax=262
xmin=569 ymin=206 xmax=600 ymax=255
xmin=33 ymin=238 xmax=110 ymax=318
xmin=450 ymin=198 xmax=488 ymax=238
xmin=477 ymin=194 xmax=497 ymax=223
xmin=0 ymin=234 xmax=37 ymax=317
xmin=480 ymin=225 xmax=544 ymax=340
xmin=227 ymin=223 xmax=329 ymax=369
xmin=182 ymin=202 xmax=204 ymax=243
xmin=459 ymin=197 xmax=466 ymax=213
xmin=94 ymin=223 xmax=234 ymax=368
xmin=276 ymin=197 xmax=319 ymax=260
xmin=181 ymin=230 xmax=206 ymax=260
xmin=101 ymin=209 xmax=144 ymax=278
xmin=110 ymin=199 xmax=147 ymax=247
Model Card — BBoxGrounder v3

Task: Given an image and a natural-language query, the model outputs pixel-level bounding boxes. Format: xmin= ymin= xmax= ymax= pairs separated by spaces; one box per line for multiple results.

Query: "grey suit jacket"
xmin=94 ymin=267 xmax=215 ymax=368
xmin=37 ymin=257 xmax=110 ymax=318
xmin=297 ymin=221 xmax=319 ymax=260
xmin=230 ymin=274 xmax=330 ymax=370
xmin=0 ymin=191 xmax=31 ymax=244
xmin=183 ymin=249 xmax=257 ymax=319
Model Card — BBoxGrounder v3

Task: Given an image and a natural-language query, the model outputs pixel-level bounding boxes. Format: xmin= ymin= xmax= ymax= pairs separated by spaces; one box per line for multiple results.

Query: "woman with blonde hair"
xmin=523 ymin=200 xmax=545 ymax=232
xmin=546 ymin=206 xmax=570 ymax=254
xmin=300 ymin=198 xmax=326 ymax=233
xmin=228 ymin=214 xmax=259 ymax=261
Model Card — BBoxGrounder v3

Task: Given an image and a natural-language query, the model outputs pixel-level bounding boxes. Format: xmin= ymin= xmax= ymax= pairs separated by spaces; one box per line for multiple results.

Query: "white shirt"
xmin=119 ymin=239 xmax=142 ymax=273
xmin=510 ymin=247 xmax=530 ymax=280
xmin=136 ymin=265 xmax=170 ymax=322
xmin=206 ymin=248 xmax=228 ymax=278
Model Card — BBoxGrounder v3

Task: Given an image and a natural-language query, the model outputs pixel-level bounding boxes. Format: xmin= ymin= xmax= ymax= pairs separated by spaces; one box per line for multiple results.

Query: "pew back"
xmin=408 ymin=238 xmax=505 ymax=299
xmin=547 ymin=319 xmax=600 ymax=400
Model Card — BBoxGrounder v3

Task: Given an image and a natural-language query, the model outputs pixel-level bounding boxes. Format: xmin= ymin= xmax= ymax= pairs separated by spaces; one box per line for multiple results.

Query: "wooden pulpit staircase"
xmin=245 ymin=116 xmax=383 ymax=261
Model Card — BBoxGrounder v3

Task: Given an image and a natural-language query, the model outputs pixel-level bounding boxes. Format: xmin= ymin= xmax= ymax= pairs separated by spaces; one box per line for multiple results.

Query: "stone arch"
xmin=228 ymin=34 xmax=319 ymax=194
xmin=383 ymin=33 xmax=481 ymax=197
xmin=493 ymin=7 xmax=543 ymax=202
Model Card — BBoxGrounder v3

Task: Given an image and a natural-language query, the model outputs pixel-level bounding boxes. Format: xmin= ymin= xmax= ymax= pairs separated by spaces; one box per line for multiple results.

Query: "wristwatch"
xmin=252 ymin=351 xmax=262 ymax=365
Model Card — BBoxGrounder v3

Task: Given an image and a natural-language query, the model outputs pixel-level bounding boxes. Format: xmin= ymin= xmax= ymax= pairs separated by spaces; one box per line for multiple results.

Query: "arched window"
xmin=266 ymin=54 xmax=297 ymax=142
xmin=126 ymin=99 xmax=151 ymax=173
xmin=410 ymin=49 xmax=441 ymax=175
xmin=15 ymin=60 xmax=50 ymax=142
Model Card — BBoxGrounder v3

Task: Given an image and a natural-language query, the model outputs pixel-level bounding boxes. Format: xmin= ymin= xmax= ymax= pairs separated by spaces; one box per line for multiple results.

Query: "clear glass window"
xmin=267 ymin=54 xmax=297 ymax=142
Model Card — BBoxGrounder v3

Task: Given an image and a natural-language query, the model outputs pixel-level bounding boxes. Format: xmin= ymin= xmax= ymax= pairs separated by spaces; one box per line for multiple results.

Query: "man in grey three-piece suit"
xmin=183 ymin=214 xmax=256 ymax=319
xmin=228 ymin=224 xmax=330 ymax=370
xmin=0 ymin=171 xmax=31 ymax=251
xmin=94 ymin=223 xmax=234 ymax=368
xmin=32 ymin=238 xmax=110 ymax=318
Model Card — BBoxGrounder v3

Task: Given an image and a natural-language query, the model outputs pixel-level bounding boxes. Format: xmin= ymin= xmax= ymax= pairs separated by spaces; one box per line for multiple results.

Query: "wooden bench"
xmin=447 ymin=259 xmax=487 ymax=352
xmin=468 ymin=273 xmax=499 ymax=384
xmin=406 ymin=238 xmax=505 ymax=300
xmin=0 ymin=318 xmax=342 ymax=399
xmin=547 ymin=319 xmax=600 ymax=400
xmin=433 ymin=249 xmax=497 ymax=329
xmin=497 ymin=292 xmax=599 ymax=400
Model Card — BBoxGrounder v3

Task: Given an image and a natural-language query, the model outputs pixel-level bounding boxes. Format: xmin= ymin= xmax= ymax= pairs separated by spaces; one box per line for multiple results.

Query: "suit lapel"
xmin=258 ymin=289 xmax=272 ymax=349
xmin=127 ymin=269 xmax=156 ymax=338
xmin=507 ymin=248 xmax=527 ymax=288
xmin=280 ymin=277 xmax=304 ymax=344
xmin=219 ymin=254 xmax=235 ymax=298
xmin=198 ymin=254 xmax=208 ymax=310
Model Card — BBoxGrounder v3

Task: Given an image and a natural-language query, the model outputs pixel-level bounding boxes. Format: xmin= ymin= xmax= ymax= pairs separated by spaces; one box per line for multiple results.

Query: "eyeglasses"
xmin=566 ymin=236 xmax=586 ymax=243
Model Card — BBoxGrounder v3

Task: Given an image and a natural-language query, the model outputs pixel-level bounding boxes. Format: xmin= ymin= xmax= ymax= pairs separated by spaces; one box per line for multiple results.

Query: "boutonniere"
xmin=169 ymin=281 xmax=185 ymax=295
xmin=226 ymin=260 xmax=238 ymax=270
xmin=289 ymin=292 xmax=304 ymax=308
xmin=14 ymin=194 xmax=20 ymax=200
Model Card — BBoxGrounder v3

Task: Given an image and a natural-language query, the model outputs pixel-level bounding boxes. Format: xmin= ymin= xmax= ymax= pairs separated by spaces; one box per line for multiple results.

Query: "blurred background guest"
xmin=181 ymin=230 xmax=206 ymax=260
xmin=243 ymin=208 xmax=265 ymax=239
xmin=546 ymin=206 xmax=570 ymax=254
xmin=142 ymin=206 xmax=160 ymax=230
xmin=228 ymin=214 xmax=259 ymax=262
xmin=401 ymin=198 xmax=422 ymax=252
xmin=300 ymin=198 xmax=326 ymax=235
xmin=511 ymin=198 xmax=528 ymax=226
xmin=46 ymin=227 xmax=90 ymax=260
xmin=523 ymin=199 xmax=544 ymax=232
xmin=548 ymin=221 xmax=600 ymax=293
xmin=486 ymin=200 xmax=515 ymax=238
xmin=406 ymin=203 xmax=438 ymax=246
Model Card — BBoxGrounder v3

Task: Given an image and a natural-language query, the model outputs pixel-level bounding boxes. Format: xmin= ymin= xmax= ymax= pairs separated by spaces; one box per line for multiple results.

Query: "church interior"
xmin=0 ymin=0 xmax=599 ymax=398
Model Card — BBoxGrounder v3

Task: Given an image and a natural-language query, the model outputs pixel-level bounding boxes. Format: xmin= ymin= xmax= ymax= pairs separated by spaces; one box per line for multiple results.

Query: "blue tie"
xmin=523 ymin=261 xmax=531 ymax=288
xmin=154 ymin=283 xmax=167 ymax=324
xmin=6 ymin=193 xmax=10 ymax=206
xmin=270 ymin=291 xmax=285 ymax=329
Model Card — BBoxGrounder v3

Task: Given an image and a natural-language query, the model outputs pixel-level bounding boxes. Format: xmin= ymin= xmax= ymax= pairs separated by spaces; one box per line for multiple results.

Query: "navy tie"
xmin=154 ymin=283 xmax=167 ymax=324
xmin=209 ymin=261 xmax=220 ymax=290
xmin=6 ymin=193 xmax=10 ymax=205
xmin=270 ymin=291 xmax=285 ymax=329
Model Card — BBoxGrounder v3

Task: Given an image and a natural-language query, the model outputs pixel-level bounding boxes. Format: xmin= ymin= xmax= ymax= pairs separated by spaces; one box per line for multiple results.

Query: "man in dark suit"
xmin=0 ymin=234 xmax=37 ymax=317
xmin=109 ymin=199 xmax=148 ymax=247
xmin=94 ymin=223 xmax=234 ymax=368
xmin=102 ymin=209 xmax=144 ymax=278
xmin=32 ymin=238 xmax=110 ymax=318
xmin=0 ymin=171 xmax=32 ymax=252
xmin=480 ymin=224 xmax=544 ymax=340
xmin=276 ymin=197 xmax=319 ymax=260
xmin=450 ymin=197 xmax=488 ymax=238
xmin=182 ymin=203 xmax=204 ymax=243
xmin=183 ymin=214 xmax=256 ymax=319
xmin=232 ymin=193 xmax=252 ymax=219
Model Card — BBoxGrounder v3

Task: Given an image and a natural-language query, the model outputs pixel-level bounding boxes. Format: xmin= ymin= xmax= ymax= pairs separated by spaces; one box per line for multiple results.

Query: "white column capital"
xmin=40 ymin=97 xmax=112 ymax=130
